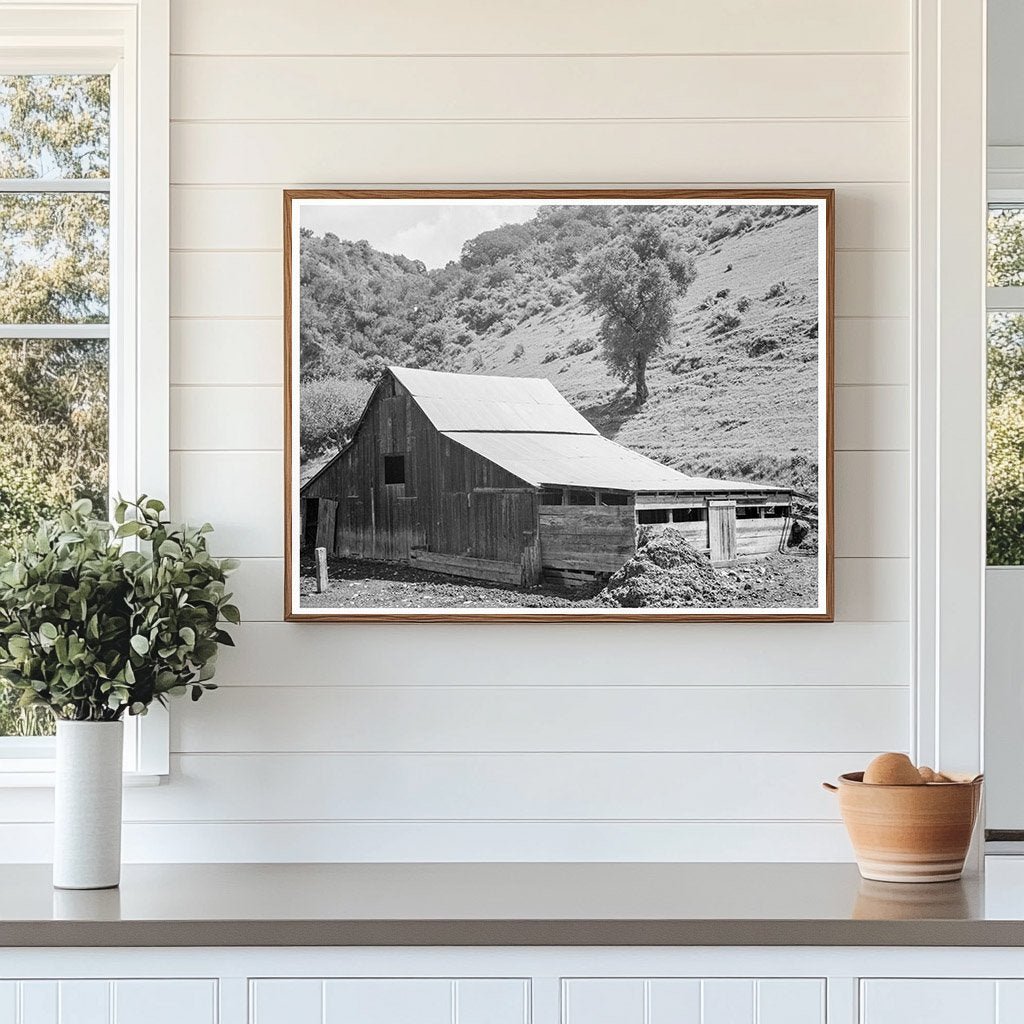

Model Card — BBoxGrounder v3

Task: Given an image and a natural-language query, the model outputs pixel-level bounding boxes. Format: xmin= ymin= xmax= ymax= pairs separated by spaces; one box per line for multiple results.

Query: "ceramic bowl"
xmin=823 ymin=772 xmax=983 ymax=883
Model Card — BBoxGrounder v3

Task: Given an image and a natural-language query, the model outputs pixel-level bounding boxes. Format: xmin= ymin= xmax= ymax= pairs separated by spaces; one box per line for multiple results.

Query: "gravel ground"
xmin=299 ymin=549 xmax=817 ymax=611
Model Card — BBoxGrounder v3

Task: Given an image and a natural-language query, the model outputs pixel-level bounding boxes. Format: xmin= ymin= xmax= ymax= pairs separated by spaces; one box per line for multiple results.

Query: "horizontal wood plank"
xmin=834 ymin=318 xmax=909 ymax=385
xmin=170 ymin=319 xmax=284 ymax=385
xmin=0 ymin=820 xmax=855 ymax=862
xmin=170 ymin=451 xmax=283 ymax=557
xmin=208 ymin=621 xmax=909 ymax=686
xmin=171 ymin=54 xmax=908 ymax=121
xmin=170 ymin=683 xmax=909 ymax=754
xmin=171 ymin=385 xmax=282 ymax=450
xmin=834 ymin=385 xmax=910 ymax=451
xmin=833 ymin=451 xmax=910 ymax=557
xmin=409 ymin=549 xmax=521 ymax=584
xmin=170 ymin=121 xmax=909 ymax=186
xmin=170 ymin=0 xmax=910 ymax=56
xmin=112 ymin=751 xmax=871 ymax=821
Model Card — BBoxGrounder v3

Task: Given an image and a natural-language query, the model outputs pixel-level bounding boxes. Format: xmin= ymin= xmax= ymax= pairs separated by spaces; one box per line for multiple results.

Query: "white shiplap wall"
xmin=3 ymin=0 xmax=915 ymax=861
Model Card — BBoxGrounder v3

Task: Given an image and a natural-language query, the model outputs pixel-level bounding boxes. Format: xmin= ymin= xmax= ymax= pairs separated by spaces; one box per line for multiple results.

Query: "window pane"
xmin=0 ymin=338 xmax=107 ymax=738
xmin=987 ymin=312 xmax=1024 ymax=565
xmin=0 ymin=192 xmax=109 ymax=323
xmin=988 ymin=207 xmax=1024 ymax=288
xmin=0 ymin=75 xmax=109 ymax=179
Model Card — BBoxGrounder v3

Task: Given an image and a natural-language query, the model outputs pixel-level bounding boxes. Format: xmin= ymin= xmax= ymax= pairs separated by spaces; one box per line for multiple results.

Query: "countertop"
xmin=5 ymin=861 xmax=1024 ymax=947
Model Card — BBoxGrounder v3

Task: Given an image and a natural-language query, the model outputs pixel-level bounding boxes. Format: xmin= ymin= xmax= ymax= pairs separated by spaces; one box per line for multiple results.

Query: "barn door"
xmin=708 ymin=500 xmax=737 ymax=564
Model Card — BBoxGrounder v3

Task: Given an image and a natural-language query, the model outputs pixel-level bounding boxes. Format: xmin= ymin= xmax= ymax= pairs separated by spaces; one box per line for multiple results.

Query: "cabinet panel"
xmin=0 ymin=983 xmax=16 ymax=1024
xmin=702 ymin=979 xmax=754 ymax=1024
xmin=861 ymin=981 xmax=996 ymax=1023
xmin=323 ymin=980 xmax=451 ymax=1024
xmin=455 ymin=980 xmax=529 ymax=1024
xmin=251 ymin=979 xmax=528 ymax=1024
xmin=757 ymin=980 xmax=825 ymax=1024
xmin=58 ymin=982 xmax=109 ymax=1024
xmin=0 ymin=981 xmax=216 ymax=1024
xmin=113 ymin=981 xmax=217 ymax=1024
xmin=648 ymin=980 xmax=702 ymax=1023
xmin=563 ymin=980 xmax=645 ymax=1024
xmin=250 ymin=980 xmax=322 ymax=1024
xmin=563 ymin=978 xmax=825 ymax=1024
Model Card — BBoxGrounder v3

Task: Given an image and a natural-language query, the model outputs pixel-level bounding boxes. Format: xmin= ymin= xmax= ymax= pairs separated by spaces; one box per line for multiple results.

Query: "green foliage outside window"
xmin=988 ymin=208 xmax=1024 ymax=565
xmin=0 ymin=75 xmax=110 ymax=735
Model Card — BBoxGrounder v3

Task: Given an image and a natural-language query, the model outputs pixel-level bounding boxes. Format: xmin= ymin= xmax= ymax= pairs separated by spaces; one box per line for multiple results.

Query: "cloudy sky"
xmin=299 ymin=202 xmax=541 ymax=269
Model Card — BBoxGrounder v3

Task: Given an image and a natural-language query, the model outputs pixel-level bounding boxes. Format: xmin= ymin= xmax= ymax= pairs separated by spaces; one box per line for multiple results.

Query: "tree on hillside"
xmin=578 ymin=216 xmax=696 ymax=405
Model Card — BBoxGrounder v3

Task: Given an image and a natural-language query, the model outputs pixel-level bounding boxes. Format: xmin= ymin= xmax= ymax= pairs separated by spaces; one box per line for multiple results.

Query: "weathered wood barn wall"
xmin=301 ymin=375 xmax=540 ymax=579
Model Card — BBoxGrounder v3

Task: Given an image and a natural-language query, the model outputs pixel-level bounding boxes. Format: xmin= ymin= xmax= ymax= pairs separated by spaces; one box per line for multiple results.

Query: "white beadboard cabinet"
xmin=0 ymin=980 xmax=217 ymax=1024
xmin=6 ymin=949 xmax=1024 ymax=1024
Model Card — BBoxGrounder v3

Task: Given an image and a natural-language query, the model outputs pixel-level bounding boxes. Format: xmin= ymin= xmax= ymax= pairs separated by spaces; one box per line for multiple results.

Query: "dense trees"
xmin=297 ymin=203 xmax=804 ymax=460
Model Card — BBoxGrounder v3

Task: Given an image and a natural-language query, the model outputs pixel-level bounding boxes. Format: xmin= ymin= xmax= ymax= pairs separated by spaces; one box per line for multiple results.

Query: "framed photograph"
xmin=284 ymin=189 xmax=833 ymax=622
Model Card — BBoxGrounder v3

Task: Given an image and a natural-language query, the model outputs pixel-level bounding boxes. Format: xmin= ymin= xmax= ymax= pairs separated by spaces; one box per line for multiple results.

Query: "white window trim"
xmin=0 ymin=0 xmax=169 ymax=783
xmin=913 ymin=0 xmax=987 ymax=810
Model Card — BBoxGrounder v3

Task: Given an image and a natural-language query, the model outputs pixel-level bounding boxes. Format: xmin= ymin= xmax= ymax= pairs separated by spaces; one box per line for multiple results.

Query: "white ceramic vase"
xmin=53 ymin=720 xmax=124 ymax=890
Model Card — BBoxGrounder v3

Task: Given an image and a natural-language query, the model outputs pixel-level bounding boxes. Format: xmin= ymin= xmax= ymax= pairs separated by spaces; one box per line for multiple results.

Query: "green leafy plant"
xmin=0 ymin=496 xmax=239 ymax=722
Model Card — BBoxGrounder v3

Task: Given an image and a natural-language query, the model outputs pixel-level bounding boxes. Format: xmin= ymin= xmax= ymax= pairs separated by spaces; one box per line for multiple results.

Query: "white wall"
xmin=5 ymin=0 xmax=915 ymax=862
xmin=988 ymin=0 xmax=1024 ymax=148
xmin=985 ymin=0 xmax=1024 ymax=831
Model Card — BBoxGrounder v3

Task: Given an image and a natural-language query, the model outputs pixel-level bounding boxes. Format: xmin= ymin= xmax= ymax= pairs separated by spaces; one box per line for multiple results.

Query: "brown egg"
xmin=863 ymin=752 xmax=925 ymax=786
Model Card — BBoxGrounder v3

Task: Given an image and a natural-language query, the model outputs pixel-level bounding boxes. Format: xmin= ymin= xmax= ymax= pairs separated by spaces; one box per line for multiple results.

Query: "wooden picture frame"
xmin=284 ymin=189 xmax=834 ymax=622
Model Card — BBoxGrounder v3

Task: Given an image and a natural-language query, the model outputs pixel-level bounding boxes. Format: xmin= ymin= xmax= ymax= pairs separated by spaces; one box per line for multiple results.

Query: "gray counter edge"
xmin=4 ymin=919 xmax=1024 ymax=948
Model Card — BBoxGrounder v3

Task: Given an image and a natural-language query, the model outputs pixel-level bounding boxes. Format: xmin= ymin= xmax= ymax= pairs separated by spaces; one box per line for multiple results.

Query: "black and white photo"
xmin=285 ymin=190 xmax=833 ymax=621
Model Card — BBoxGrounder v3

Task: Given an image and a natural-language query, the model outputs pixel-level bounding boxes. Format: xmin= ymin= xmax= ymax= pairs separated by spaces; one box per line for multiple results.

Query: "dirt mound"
xmin=599 ymin=527 xmax=736 ymax=608
xmin=787 ymin=499 xmax=819 ymax=554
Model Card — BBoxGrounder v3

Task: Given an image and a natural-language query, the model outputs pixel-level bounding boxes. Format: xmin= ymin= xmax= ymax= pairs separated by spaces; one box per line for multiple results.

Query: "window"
xmin=539 ymin=488 xmax=563 ymax=505
xmin=599 ymin=492 xmax=629 ymax=506
xmin=0 ymin=76 xmax=110 ymax=739
xmin=0 ymin=3 xmax=169 ymax=776
xmin=736 ymin=504 xmax=787 ymax=519
xmin=987 ymin=205 xmax=1024 ymax=565
xmin=383 ymin=454 xmax=405 ymax=485
xmin=671 ymin=507 xmax=706 ymax=523
xmin=567 ymin=489 xmax=597 ymax=506
xmin=637 ymin=508 xmax=670 ymax=525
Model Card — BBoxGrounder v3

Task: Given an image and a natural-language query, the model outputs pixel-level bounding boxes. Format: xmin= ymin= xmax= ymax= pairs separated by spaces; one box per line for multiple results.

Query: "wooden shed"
xmin=301 ymin=367 xmax=793 ymax=586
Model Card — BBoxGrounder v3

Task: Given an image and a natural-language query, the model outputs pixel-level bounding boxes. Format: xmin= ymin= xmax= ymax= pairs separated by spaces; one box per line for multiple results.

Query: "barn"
xmin=300 ymin=367 xmax=794 ymax=587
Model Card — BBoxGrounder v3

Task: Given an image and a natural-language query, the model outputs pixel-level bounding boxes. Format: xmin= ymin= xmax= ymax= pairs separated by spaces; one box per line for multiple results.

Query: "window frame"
xmin=0 ymin=0 xmax=169 ymax=783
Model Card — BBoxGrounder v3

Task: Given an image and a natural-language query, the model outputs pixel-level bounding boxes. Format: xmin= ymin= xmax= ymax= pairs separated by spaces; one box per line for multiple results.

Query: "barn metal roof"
xmin=385 ymin=367 xmax=785 ymax=494
xmin=442 ymin=430 xmax=783 ymax=493
xmin=390 ymin=366 xmax=599 ymax=434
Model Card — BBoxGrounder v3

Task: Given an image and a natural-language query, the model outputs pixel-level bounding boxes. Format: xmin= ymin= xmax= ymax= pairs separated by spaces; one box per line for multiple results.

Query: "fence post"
xmin=315 ymin=546 xmax=328 ymax=593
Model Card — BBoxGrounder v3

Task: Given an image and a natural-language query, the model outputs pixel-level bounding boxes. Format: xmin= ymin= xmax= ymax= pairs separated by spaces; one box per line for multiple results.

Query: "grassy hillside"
xmin=299 ymin=205 xmax=820 ymax=496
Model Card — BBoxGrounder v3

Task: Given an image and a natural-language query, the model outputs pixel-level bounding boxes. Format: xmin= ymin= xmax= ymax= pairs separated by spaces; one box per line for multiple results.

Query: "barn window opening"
xmin=637 ymin=508 xmax=670 ymax=524
xmin=568 ymin=489 xmax=597 ymax=505
xmin=539 ymin=488 xmax=564 ymax=505
xmin=383 ymin=454 xmax=405 ymax=485
xmin=671 ymin=507 xmax=705 ymax=522
xmin=736 ymin=504 xmax=787 ymax=519
xmin=599 ymin=492 xmax=630 ymax=506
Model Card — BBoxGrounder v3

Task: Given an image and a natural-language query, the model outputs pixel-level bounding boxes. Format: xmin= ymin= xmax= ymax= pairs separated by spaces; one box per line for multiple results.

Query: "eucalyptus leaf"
xmin=0 ymin=496 xmax=238 ymax=722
